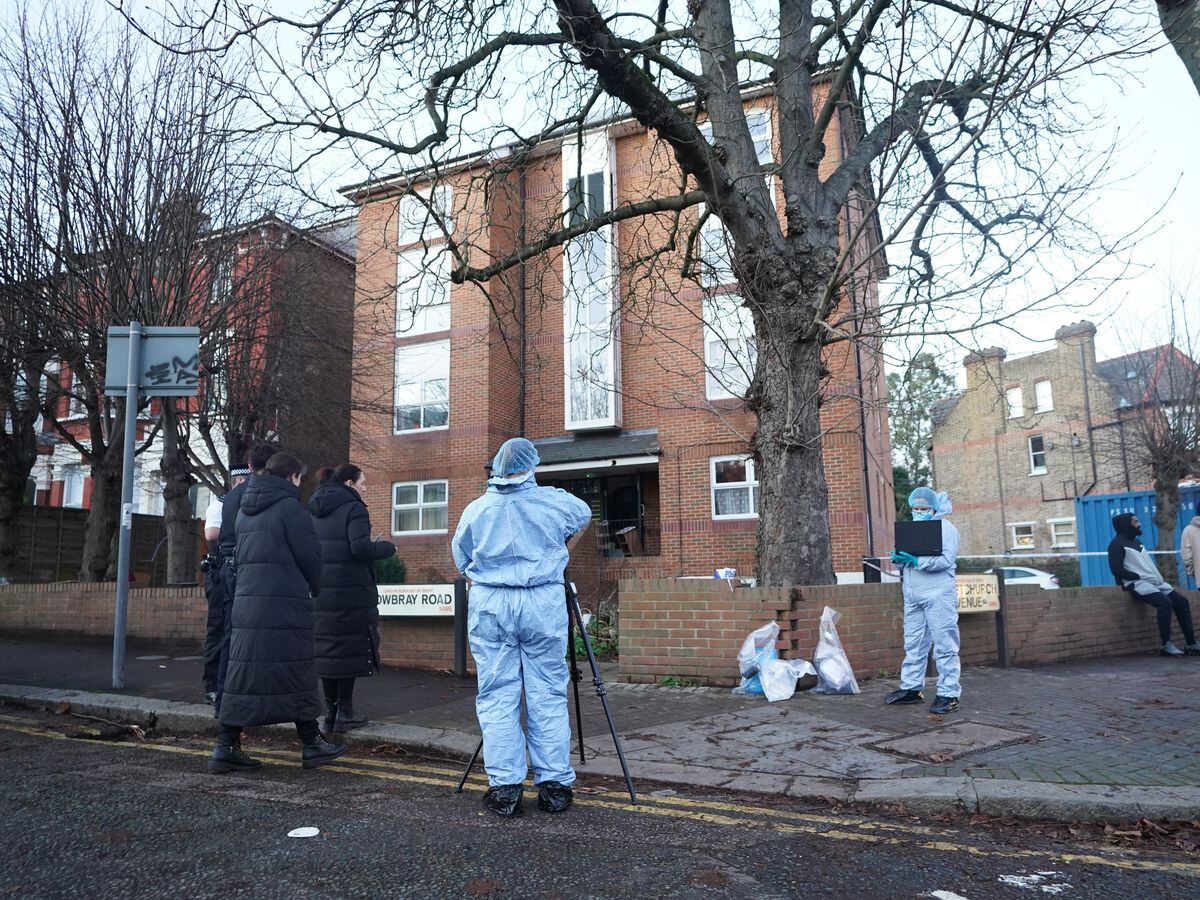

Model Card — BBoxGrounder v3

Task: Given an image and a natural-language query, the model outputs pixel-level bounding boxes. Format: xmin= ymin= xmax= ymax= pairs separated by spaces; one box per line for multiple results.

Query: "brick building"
xmin=342 ymin=89 xmax=893 ymax=600
xmin=27 ymin=214 xmax=355 ymax=516
xmin=929 ymin=320 xmax=1193 ymax=557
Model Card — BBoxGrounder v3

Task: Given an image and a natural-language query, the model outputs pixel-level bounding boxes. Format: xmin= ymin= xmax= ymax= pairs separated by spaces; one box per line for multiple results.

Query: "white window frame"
xmin=1028 ymin=434 xmax=1047 ymax=475
xmin=1047 ymin=517 xmax=1076 ymax=549
xmin=710 ymin=455 xmax=759 ymax=520
xmin=1008 ymin=521 xmax=1036 ymax=551
xmin=397 ymin=185 xmax=453 ymax=248
xmin=703 ymin=293 xmax=756 ymax=400
xmin=62 ymin=465 xmax=85 ymax=508
xmin=1034 ymin=379 xmax=1053 ymax=413
xmin=393 ymin=341 xmax=450 ymax=434
xmin=396 ymin=247 xmax=451 ymax=336
xmin=1006 ymin=386 xmax=1024 ymax=419
xmin=391 ymin=480 xmax=449 ymax=535
xmin=697 ymin=108 xmax=773 ymax=165
xmin=562 ymin=131 xmax=621 ymax=431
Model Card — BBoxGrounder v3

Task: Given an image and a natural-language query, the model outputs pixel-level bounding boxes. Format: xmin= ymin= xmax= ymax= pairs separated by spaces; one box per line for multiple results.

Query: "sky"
xmin=11 ymin=0 xmax=1199 ymax=380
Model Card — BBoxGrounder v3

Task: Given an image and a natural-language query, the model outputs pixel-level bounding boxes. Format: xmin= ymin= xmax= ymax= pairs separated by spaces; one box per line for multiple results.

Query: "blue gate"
xmin=1075 ymin=486 xmax=1200 ymax=587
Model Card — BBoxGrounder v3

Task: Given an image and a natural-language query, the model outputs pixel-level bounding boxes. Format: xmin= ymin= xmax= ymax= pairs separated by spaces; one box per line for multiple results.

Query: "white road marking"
xmin=998 ymin=871 xmax=1072 ymax=894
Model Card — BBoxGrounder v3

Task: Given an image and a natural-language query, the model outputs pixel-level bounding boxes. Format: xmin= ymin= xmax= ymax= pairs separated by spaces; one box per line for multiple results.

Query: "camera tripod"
xmin=454 ymin=576 xmax=637 ymax=804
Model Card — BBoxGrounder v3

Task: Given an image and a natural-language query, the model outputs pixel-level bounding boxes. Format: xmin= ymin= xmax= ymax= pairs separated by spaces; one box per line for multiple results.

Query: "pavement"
xmin=2 ymin=638 xmax=1199 ymax=823
xmin=4 ymin=711 xmax=1197 ymax=898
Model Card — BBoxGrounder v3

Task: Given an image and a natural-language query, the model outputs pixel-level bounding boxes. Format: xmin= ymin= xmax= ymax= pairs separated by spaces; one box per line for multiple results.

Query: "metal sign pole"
xmin=994 ymin=569 xmax=1010 ymax=668
xmin=112 ymin=321 xmax=142 ymax=690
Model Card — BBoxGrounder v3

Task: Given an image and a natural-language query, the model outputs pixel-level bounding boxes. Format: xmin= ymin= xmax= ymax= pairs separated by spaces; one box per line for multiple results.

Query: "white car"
xmin=985 ymin=566 xmax=1060 ymax=589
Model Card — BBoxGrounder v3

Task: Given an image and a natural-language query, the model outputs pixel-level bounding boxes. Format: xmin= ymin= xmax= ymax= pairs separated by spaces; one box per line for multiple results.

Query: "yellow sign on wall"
xmin=956 ymin=573 xmax=1001 ymax=614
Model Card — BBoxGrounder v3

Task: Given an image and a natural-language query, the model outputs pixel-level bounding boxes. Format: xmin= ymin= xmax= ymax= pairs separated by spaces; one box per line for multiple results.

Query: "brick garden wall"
xmin=618 ymin=578 xmax=1182 ymax=686
xmin=0 ymin=583 xmax=467 ymax=673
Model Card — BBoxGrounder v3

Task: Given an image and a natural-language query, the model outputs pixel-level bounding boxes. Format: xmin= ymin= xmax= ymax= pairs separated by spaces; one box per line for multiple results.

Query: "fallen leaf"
xmin=928 ymin=713 xmax=944 ymax=722
xmin=575 ymin=786 xmax=608 ymax=795
xmin=54 ymin=701 xmax=71 ymax=716
xmin=688 ymin=869 xmax=730 ymax=888
xmin=927 ymin=753 xmax=954 ymax=763
xmin=463 ymin=877 xmax=503 ymax=897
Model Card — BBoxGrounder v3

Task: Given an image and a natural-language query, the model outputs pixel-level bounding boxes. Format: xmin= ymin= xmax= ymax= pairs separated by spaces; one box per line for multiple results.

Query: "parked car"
xmin=985 ymin=566 xmax=1060 ymax=589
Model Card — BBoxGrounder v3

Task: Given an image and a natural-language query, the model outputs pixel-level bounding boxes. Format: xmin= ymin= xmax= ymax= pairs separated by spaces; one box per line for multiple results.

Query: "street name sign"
xmin=956 ymin=573 xmax=1001 ymax=614
xmin=377 ymin=584 xmax=455 ymax=617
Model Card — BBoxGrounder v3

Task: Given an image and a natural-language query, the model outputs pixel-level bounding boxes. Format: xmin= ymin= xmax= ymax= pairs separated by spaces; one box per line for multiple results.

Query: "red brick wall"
xmin=618 ymin=578 xmax=1181 ymax=686
xmin=0 ymin=583 xmax=467 ymax=673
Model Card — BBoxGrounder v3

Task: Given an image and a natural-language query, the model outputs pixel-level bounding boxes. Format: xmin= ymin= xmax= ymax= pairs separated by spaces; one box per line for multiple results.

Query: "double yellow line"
xmin=1 ymin=713 xmax=1196 ymax=878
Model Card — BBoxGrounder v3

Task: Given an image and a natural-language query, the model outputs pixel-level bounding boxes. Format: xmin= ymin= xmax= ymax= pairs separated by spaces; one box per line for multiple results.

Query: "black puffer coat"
xmin=219 ymin=474 xmax=323 ymax=727
xmin=309 ymin=482 xmax=397 ymax=679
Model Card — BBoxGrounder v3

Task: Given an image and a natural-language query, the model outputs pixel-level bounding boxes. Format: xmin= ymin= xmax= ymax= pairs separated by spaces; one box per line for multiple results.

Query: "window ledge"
xmin=393 ymin=425 xmax=450 ymax=436
xmin=390 ymin=530 xmax=449 ymax=538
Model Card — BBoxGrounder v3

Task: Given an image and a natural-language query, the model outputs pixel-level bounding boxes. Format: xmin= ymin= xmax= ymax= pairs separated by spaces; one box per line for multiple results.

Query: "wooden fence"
xmin=11 ymin=505 xmax=203 ymax=587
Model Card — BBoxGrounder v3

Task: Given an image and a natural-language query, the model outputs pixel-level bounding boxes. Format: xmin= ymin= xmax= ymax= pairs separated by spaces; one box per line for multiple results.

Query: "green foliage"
xmin=893 ymin=465 xmax=914 ymax=522
xmin=374 ymin=555 xmax=406 ymax=584
xmin=568 ymin=614 xmax=618 ymax=661
xmin=659 ymin=676 xmax=700 ymax=687
xmin=887 ymin=353 xmax=956 ymax=488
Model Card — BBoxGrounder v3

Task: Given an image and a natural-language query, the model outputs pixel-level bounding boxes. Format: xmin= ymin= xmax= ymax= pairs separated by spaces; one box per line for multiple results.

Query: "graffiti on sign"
xmin=956 ymin=573 xmax=1001 ymax=614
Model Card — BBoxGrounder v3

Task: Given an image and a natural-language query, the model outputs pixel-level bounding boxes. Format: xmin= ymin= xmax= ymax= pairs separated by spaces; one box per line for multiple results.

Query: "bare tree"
xmin=165 ymin=0 xmax=1147 ymax=584
xmin=1158 ymin=1 xmax=1200 ymax=95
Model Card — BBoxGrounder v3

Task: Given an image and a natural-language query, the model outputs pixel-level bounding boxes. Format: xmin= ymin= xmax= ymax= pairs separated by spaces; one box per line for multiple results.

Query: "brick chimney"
xmin=1054 ymin=320 xmax=1097 ymax=370
xmin=963 ymin=347 xmax=1006 ymax=391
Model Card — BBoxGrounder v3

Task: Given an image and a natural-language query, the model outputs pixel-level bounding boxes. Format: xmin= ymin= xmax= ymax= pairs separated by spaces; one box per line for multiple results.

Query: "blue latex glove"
xmin=891 ymin=550 xmax=919 ymax=568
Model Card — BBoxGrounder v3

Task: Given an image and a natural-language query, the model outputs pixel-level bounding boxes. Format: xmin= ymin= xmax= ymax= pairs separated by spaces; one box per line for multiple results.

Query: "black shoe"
xmin=483 ymin=784 xmax=524 ymax=818
xmin=1162 ymin=642 xmax=1184 ymax=657
xmin=930 ymin=695 xmax=960 ymax=715
xmin=204 ymin=691 xmax=218 ymax=705
xmin=333 ymin=705 xmax=368 ymax=733
xmin=537 ymin=781 xmax=573 ymax=813
xmin=323 ymin=702 xmax=339 ymax=735
xmin=1185 ymin=643 xmax=1200 ymax=657
xmin=208 ymin=743 xmax=262 ymax=774
xmin=301 ymin=736 xmax=347 ymax=769
xmin=884 ymin=688 xmax=924 ymax=705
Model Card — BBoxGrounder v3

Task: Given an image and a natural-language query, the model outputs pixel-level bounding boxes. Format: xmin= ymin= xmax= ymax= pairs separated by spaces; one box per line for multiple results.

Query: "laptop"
xmin=894 ymin=521 xmax=943 ymax=557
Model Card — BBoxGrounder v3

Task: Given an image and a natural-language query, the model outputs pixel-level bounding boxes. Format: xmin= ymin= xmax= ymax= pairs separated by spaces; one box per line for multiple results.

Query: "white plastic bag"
xmin=731 ymin=621 xmax=779 ymax=695
xmin=811 ymin=606 xmax=860 ymax=695
xmin=760 ymin=658 xmax=818 ymax=702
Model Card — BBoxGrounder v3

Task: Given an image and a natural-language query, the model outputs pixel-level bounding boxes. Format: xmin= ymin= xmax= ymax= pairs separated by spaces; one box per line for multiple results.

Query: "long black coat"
xmin=219 ymin=474 xmax=323 ymax=727
xmin=309 ymin=482 xmax=397 ymax=679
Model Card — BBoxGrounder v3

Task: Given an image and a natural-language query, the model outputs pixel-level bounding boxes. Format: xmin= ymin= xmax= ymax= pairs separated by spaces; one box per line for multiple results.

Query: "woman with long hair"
xmin=310 ymin=463 xmax=398 ymax=732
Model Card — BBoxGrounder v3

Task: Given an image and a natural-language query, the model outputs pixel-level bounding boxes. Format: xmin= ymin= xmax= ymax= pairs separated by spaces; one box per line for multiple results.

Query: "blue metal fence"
xmin=1075 ymin=486 xmax=1200 ymax=587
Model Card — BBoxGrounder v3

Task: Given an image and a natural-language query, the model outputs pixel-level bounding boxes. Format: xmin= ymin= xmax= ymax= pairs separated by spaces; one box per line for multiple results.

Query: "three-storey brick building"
xmin=343 ymin=90 xmax=893 ymax=598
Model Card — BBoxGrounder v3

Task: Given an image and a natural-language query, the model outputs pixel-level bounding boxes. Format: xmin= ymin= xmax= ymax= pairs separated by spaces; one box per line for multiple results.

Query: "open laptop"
xmin=894 ymin=520 xmax=943 ymax=557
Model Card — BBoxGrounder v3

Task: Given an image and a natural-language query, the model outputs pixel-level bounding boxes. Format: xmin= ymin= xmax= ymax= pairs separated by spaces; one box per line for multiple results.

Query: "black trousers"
xmin=1134 ymin=589 xmax=1197 ymax=646
xmin=200 ymin=569 xmax=226 ymax=693
xmin=218 ymin=721 xmax=320 ymax=745
xmin=321 ymin=677 xmax=356 ymax=707
xmin=213 ymin=562 xmax=237 ymax=712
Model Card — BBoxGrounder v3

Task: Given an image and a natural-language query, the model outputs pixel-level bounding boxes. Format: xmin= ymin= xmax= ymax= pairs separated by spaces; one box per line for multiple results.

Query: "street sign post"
xmin=103 ymin=323 xmax=200 ymax=689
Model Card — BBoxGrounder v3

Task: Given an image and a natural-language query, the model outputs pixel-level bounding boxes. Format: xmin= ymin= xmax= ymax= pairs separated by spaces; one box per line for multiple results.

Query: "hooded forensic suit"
xmin=451 ymin=445 xmax=592 ymax=789
xmin=896 ymin=489 xmax=962 ymax=699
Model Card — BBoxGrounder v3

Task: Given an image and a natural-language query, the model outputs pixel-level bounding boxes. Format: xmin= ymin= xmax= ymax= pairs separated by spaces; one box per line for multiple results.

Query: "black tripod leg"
xmin=566 ymin=582 xmax=637 ymax=805
xmin=455 ymin=738 xmax=483 ymax=794
xmin=567 ymin=592 xmax=587 ymax=764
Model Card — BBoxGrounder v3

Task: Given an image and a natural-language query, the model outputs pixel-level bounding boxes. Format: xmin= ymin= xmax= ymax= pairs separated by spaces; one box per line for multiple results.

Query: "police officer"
xmin=200 ymin=469 xmax=247 ymax=704
xmin=213 ymin=441 xmax=279 ymax=711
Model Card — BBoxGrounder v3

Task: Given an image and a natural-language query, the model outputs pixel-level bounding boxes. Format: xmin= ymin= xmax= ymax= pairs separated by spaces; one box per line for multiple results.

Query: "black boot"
xmin=301 ymin=735 xmax=347 ymax=769
xmin=323 ymin=701 xmax=339 ymax=735
xmin=537 ymin=781 xmax=573 ymax=813
xmin=884 ymin=688 xmax=924 ymax=705
xmin=208 ymin=741 xmax=262 ymax=775
xmin=483 ymin=784 xmax=524 ymax=817
xmin=333 ymin=703 xmax=368 ymax=732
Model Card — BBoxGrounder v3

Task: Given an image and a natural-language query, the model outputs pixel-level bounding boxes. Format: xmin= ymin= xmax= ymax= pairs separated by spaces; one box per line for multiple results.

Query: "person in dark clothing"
xmin=209 ymin=452 xmax=346 ymax=774
xmin=309 ymin=464 xmax=397 ymax=734
xmin=212 ymin=442 xmax=279 ymax=712
xmin=1107 ymin=513 xmax=1200 ymax=657
xmin=200 ymin=468 xmax=248 ymax=704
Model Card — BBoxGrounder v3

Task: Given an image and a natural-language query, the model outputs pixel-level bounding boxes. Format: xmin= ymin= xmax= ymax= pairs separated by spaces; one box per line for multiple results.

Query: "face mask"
xmin=911 ymin=508 xmax=933 ymax=521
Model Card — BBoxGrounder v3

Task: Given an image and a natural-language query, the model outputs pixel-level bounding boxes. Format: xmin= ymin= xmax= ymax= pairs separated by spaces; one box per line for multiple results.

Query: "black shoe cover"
xmin=930 ymin=695 xmax=960 ymax=715
xmin=483 ymin=784 xmax=524 ymax=817
xmin=537 ymin=781 xmax=573 ymax=813
xmin=884 ymin=688 xmax=924 ymax=705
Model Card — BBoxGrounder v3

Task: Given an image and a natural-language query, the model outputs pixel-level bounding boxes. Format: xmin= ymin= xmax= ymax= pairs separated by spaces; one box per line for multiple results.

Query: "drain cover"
xmin=866 ymin=721 xmax=1036 ymax=762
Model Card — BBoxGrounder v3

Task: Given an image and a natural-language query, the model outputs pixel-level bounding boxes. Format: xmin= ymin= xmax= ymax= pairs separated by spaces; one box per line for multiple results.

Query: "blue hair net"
xmin=491 ymin=437 xmax=540 ymax=477
xmin=908 ymin=486 xmax=937 ymax=508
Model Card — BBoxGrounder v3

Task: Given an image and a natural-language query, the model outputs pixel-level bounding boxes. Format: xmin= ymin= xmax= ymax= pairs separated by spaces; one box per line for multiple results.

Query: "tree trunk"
xmin=750 ymin=256 xmax=837 ymax=586
xmin=79 ymin=438 xmax=123 ymax=582
xmin=1159 ymin=1 xmax=1200 ymax=97
xmin=1152 ymin=472 xmax=1181 ymax=585
xmin=161 ymin=403 xmax=198 ymax=584
xmin=0 ymin=479 xmax=26 ymax=584
xmin=0 ymin=429 xmax=38 ymax=583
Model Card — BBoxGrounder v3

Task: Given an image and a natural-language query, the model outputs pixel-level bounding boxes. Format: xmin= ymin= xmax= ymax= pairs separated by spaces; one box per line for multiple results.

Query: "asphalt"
xmin=1 ymin=638 xmax=1199 ymax=824
xmin=0 ymin=708 xmax=1196 ymax=899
